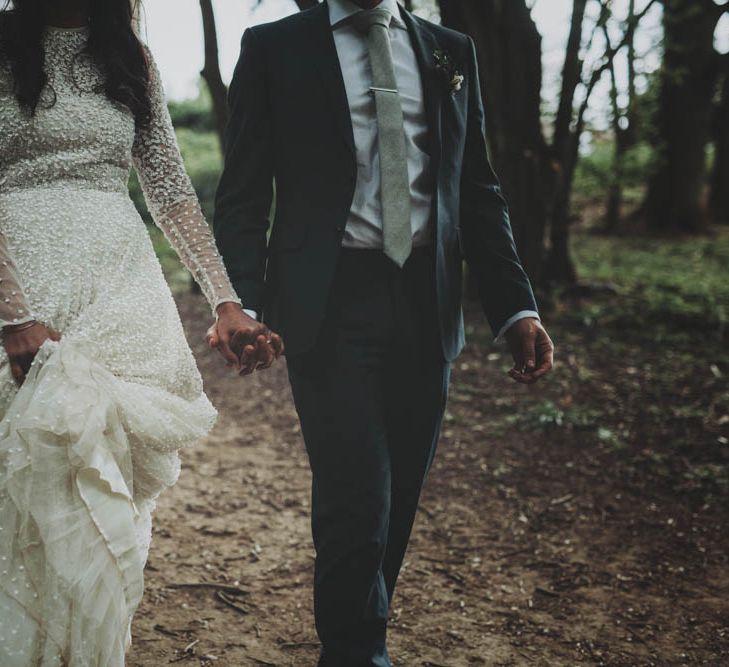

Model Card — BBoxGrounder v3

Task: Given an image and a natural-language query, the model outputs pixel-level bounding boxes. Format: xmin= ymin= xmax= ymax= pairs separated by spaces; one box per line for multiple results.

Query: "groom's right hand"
xmin=206 ymin=303 xmax=284 ymax=375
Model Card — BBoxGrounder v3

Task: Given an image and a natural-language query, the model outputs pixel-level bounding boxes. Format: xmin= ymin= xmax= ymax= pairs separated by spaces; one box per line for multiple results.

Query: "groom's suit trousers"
xmin=287 ymin=247 xmax=449 ymax=667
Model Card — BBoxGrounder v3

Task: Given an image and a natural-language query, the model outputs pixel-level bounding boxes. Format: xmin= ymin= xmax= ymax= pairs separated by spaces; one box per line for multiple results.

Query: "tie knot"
xmin=352 ymin=8 xmax=392 ymax=34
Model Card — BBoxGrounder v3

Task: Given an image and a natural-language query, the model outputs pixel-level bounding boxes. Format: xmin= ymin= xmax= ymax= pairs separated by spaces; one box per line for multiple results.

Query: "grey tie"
xmin=353 ymin=8 xmax=412 ymax=267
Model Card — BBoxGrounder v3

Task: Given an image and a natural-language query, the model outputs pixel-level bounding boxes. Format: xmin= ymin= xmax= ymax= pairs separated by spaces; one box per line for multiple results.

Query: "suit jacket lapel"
xmin=400 ymin=8 xmax=443 ymax=176
xmin=305 ymin=2 xmax=356 ymax=158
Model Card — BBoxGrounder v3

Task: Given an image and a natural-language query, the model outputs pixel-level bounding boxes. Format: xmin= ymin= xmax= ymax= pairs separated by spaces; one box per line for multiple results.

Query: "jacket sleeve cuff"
xmin=494 ymin=310 xmax=540 ymax=343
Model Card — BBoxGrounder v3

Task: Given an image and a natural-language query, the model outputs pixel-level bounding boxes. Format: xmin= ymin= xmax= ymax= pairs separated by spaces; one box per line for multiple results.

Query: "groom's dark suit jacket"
xmin=214 ymin=1 xmax=538 ymax=362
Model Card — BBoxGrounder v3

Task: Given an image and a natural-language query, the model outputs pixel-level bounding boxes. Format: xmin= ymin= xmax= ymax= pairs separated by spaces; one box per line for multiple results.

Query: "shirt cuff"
xmin=212 ymin=301 xmax=257 ymax=321
xmin=494 ymin=310 xmax=540 ymax=343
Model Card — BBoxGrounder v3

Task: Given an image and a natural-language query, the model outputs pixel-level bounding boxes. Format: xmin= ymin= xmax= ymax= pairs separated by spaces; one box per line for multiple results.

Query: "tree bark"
xmin=625 ymin=0 xmax=638 ymax=146
xmin=552 ymin=0 xmax=589 ymax=161
xmin=438 ymin=0 xmax=551 ymax=284
xmin=542 ymin=0 xmax=590 ymax=284
xmin=199 ymin=0 xmax=228 ymax=150
xmin=604 ymin=0 xmax=637 ymax=233
xmin=710 ymin=60 xmax=729 ymax=224
xmin=642 ymin=0 xmax=724 ymax=233
xmin=545 ymin=0 xmax=656 ymax=276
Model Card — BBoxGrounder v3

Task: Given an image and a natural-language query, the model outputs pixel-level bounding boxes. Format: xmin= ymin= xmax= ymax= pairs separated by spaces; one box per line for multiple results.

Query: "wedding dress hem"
xmin=0 ymin=334 xmax=215 ymax=666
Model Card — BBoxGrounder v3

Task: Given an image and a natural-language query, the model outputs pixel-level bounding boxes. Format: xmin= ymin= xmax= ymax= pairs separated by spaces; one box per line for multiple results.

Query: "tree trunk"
xmin=710 ymin=63 xmax=729 ymax=224
xmin=199 ymin=0 xmax=228 ymax=150
xmin=604 ymin=126 xmax=631 ymax=234
xmin=542 ymin=0 xmax=590 ymax=284
xmin=642 ymin=0 xmax=722 ymax=234
xmin=438 ymin=0 xmax=551 ymax=284
xmin=625 ymin=0 xmax=638 ymax=146
xmin=552 ymin=0 xmax=588 ymax=159
xmin=604 ymin=61 xmax=625 ymax=233
xmin=543 ymin=143 xmax=579 ymax=284
xmin=546 ymin=0 xmax=657 ymax=276
xmin=604 ymin=0 xmax=637 ymax=233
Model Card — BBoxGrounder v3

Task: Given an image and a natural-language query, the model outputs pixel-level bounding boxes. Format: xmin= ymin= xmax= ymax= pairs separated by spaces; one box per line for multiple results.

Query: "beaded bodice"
xmin=0 ymin=26 xmax=241 ymax=327
xmin=0 ymin=27 xmax=134 ymax=195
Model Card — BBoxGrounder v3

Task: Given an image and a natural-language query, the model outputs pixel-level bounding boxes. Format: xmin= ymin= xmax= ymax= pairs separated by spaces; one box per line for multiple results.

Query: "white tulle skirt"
xmin=0 ymin=187 xmax=217 ymax=666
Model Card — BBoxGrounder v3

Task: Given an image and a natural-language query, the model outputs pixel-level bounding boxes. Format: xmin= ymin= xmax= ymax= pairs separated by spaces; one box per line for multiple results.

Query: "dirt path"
xmin=128 ymin=294 xmax=729 ymax=667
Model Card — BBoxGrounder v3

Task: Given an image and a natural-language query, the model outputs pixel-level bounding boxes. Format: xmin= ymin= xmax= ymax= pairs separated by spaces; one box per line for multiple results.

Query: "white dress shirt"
xmin=329 ymin=0 xmax=434 ymax=248
xmin=246 ymin=0 xmax=539 ymax=340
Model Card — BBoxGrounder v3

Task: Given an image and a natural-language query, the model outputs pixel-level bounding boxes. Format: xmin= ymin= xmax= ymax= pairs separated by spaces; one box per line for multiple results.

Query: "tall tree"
xmin=199 ymin=0 xmax=228 ymax=149
xmin=544 ymin=1 xmax=657 ymax=278
xmin=543 ymin=0 xmax=592 ymax=283
xmin=437 ymin=0 xmax=551 ymax=283
xmin=439 ymin=0 xmax=655 ymax=285
xmin=710 ymin=62 xmax=729 ymax=224
xmin=603 ymin=0 xmax=639 ymax=232
xmin=642 ymin=0 xmax=728 ymax=233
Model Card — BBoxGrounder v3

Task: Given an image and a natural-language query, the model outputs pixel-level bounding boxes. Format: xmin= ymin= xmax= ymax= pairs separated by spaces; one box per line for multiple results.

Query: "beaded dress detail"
xmin=0 ymin=26 xmax=241 ymax=666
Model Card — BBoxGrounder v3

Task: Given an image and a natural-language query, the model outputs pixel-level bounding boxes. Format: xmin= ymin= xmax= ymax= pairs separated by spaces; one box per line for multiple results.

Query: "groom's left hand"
xmin=505 ymin=318 xmax=554 ymax=385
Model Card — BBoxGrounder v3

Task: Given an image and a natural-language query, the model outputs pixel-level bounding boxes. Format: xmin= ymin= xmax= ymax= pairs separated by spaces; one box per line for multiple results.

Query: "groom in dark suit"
xmin=213 ymin=1 xmax=554 ymax=664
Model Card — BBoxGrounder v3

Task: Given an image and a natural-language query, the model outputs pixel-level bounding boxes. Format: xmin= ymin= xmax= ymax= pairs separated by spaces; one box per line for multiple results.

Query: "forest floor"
xmin=128 ymin=231 xmax=729 ymax=667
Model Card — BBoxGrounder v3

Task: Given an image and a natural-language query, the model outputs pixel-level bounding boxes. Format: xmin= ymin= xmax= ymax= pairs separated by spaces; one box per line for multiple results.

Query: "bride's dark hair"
xmin=0 ymin=0 xmax=151 ymax=129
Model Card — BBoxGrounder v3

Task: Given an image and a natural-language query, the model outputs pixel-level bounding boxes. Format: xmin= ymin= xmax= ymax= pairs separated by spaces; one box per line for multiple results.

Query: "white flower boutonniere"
xmin=434 ymin=48 xmax=464 ymax=96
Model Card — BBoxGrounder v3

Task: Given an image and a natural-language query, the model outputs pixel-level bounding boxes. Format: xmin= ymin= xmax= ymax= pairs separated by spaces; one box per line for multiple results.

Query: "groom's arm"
xmin=458 ymin=36 xmax=539 ymax=339
xmin=459 ymin=37 xmax=553 ymax=383
xmin=214 ymin=28 xmax=273 ymax=315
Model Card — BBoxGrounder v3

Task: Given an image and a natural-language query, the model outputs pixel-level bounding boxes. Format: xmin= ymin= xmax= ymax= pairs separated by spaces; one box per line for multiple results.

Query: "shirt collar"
xmin=328 ymin=0 xmax=406 ymax=30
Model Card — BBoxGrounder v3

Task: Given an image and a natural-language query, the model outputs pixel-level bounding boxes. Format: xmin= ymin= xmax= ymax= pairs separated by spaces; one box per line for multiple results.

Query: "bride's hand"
xmin=206 ymin=303 xmax=284 ymax=375
xmin=2 ymin=321 xmax=61 ymax=385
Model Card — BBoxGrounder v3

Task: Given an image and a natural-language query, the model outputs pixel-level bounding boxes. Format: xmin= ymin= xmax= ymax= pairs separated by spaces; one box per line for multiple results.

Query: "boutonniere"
xmin=434 ymin=48 xmax=464 ymax=95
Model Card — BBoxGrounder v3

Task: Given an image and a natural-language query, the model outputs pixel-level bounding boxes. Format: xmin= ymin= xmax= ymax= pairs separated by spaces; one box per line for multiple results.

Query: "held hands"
xmin=206 ymin=302 xmax=284 ymax=376
xmin=505 ymin=317 xmax=554 ymax=385
xmin=2 ymin=321 xmax=61 ymax=385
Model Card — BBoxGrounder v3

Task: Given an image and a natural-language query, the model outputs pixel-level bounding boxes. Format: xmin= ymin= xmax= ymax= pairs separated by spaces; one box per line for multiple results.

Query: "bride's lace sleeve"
xmin=132 ymin=49 xmax=241 ymax=315
xmin=0 ymin=232 xmax=34 ymax=329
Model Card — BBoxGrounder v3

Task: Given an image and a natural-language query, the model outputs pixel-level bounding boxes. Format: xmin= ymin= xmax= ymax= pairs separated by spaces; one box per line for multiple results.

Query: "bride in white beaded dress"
xmin=0 ymin=0 xmax=283 ymax=664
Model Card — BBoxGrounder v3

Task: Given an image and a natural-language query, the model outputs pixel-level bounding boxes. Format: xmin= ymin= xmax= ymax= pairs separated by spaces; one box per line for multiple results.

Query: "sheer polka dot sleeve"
xmin=0 ymin=231 xmax=35 ymax=329
xmin=131 ymin=50 xmax=241 ymax=315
